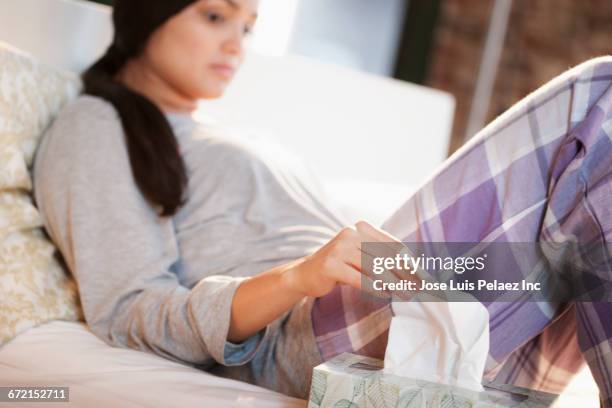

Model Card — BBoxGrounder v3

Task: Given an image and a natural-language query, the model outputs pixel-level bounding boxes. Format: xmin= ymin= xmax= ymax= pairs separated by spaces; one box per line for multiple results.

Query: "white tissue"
xmin=383 ymin=298 xmax=490 ymax=393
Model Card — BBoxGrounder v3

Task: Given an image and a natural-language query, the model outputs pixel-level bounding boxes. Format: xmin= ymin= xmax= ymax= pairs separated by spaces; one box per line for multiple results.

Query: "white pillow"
xmin=0 ymin=42 xmax=82 ymax=346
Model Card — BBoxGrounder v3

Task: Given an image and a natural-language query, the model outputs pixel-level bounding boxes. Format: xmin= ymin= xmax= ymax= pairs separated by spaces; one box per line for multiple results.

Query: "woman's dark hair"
xmin=82 ymin=0 xmax=196 ymax=217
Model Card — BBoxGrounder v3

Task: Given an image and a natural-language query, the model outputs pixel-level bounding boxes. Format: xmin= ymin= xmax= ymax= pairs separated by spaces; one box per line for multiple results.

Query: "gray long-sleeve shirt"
xmin=33 ymin=95 xmax=347 ymax=368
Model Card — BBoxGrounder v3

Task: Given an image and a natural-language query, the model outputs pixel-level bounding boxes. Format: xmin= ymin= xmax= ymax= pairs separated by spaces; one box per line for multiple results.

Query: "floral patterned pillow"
xmin=0 ymin=42 xmax=83 ymax=345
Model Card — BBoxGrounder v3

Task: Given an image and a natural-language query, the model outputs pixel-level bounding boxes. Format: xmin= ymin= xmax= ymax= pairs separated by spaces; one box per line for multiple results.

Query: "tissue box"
xmin=308 ymin=353 xmax=558 ymax=408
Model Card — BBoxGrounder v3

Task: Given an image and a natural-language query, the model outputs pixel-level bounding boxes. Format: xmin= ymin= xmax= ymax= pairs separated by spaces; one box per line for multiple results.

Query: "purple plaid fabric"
xmin=311 ymin=57 xmax=612 ymax=405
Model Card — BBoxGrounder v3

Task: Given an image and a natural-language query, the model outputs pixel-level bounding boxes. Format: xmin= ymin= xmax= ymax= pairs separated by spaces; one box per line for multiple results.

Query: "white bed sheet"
xmin=0 ymin=321 xmax=306 ymax=408
xmin=0 ymin=319 xmax=600 ymax=408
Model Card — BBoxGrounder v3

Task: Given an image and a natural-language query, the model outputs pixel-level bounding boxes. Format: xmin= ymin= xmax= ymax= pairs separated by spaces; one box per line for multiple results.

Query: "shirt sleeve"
xmin=33 ymin=96 xmax=269 ymax=367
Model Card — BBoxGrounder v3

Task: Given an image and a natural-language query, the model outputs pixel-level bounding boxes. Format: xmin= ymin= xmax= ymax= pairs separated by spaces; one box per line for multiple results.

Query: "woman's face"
xmin=142 ymin=0 xmax=259 ymax=101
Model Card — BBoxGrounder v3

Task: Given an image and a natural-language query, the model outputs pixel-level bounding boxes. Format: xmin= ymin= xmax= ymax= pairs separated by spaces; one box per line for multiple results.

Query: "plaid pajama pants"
xmin=312 ymin=57 xmax=612 ymax=405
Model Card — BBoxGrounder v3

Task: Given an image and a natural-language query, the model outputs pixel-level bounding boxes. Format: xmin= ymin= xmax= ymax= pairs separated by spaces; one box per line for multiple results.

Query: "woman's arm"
xmin=34 ymin=97 xmax=269 ymax=367
xmin=227 ymin=257 xmax=306 ymax=343
xmin=228 ymin=221 xmax=403 ymax=343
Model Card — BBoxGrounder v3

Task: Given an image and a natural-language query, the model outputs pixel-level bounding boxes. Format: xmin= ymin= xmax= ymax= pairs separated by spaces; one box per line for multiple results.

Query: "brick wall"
xmin=426 ymin=0 xmax=612 ymax=155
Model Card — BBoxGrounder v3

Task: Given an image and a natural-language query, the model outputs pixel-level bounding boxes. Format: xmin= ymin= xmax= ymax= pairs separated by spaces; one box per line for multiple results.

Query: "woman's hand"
xmin=283 ymin=220 xmax=405 ymax=298
xmin=229 ymin=221 xmax=408 ymax=342
xmin=229 ymin=220 xmax=416 ymax=342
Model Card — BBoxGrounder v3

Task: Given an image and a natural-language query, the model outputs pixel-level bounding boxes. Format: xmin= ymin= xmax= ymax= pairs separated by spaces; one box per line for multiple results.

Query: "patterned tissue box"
xmin=308 ymin=353 xmax=559 ymax=408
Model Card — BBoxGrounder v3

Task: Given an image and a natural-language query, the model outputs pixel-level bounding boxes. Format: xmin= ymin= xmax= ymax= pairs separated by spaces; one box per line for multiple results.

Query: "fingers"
xmin=360 ymin=249 xmax=417 ymax=301
xmin=353 ymin=221 xmax=417 ymax=300
xmin=328 ymin=223 xmax=415 ymax=300
xmin=335 ymin=244 xmax=410 ymax=300
xmin=354 ymin=222 xmax=411 ymax=285
xmin=329 ymin=261 xmax=391 ymax=299
xmin=332 ymin=222 xmax=407 ymax=279
xmin=335 ymin=222 xmax=400 ymax=258
xmin=335 ymin=231 xmax=396 ymax=277
xmin=355 ymin=220 xmax=405 ymax=259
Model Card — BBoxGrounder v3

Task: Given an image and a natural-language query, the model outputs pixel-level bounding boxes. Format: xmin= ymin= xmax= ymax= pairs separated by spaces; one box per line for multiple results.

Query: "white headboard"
xmin=0 ymin=0 xmax=112 ymax=73
xmin=0 ymin=0 xmax=455 ymax=204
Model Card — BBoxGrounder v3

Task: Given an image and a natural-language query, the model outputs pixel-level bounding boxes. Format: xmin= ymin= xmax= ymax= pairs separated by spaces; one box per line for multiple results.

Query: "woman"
xmin=33 ymin=0 xmax=612 ymax=403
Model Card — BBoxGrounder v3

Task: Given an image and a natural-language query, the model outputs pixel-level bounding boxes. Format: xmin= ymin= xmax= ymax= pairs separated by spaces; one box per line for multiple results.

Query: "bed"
xmin=1 ymin=0 xmax=598 ymax=407
xmin=0 ymin=1 xmax=455 ymax=407
xmin=0 ymin=321 xmax=306 ymax=407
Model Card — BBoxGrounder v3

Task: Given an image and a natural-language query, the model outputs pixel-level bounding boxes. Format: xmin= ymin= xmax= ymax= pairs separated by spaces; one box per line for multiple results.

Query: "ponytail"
xmin=82 ymin=43 xmax=188 ymax=217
